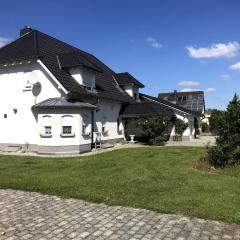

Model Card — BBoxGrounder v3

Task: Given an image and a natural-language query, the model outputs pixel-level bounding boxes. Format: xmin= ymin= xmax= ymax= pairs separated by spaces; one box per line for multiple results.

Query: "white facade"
xmin=0 ymin=59 xmax=199 ymax=154
xmin=0 ymin=61 xmax=63 ymax=146
xmin=0 ymin=61 xmax=124 ymax=154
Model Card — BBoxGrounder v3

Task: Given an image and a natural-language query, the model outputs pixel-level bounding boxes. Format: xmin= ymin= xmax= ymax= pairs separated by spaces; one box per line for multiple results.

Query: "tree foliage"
xmin=173 ymin=118 xmax=188 ymax=136
xmin=209 ymin=109 xmax=225 ymax=134
xmin=137 ymin=116 xmax=172 ymax=145
xmin=137 ymin=116 xmax=188 ymax=145
xmin=208 ymin=94 xmax=240 ymax=167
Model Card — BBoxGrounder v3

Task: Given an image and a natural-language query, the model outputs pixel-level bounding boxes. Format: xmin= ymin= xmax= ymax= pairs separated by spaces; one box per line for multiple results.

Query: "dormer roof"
xmin=113 ymin=72 xmax=145 ymax=88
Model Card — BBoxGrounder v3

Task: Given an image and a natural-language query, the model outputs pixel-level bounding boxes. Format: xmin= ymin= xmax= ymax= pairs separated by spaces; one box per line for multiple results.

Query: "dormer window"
xmin=82 ymin=69 xmax=95 ymax=89
xmin=69 ymin=67 xmax=96 ymax=90
xmin=134 ymin=92 xmax=139 ymax=100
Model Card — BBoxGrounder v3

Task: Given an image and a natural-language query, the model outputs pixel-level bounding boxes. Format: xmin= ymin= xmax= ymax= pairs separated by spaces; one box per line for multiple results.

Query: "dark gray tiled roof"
xmin=121 ymin=102 xmax=174 ymax=117
xmin=57 ymin=52 xmax=102 ymax=72
xmin=0 ymin=28 xmax=133 ymax=103
xmin=32 ymin=98 xmax=97 ymax=109
xmin=113 ymin=72 xmax=144 ymax=88
xmin=140 ymin=93 xmax=202 ymax=116
xmin=158 ymin=91 xmax=205 ymax=112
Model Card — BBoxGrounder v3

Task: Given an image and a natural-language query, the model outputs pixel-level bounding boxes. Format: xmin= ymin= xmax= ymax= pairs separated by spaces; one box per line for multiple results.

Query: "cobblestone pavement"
xmin=0 ymin=190 xmax=240 ymax=240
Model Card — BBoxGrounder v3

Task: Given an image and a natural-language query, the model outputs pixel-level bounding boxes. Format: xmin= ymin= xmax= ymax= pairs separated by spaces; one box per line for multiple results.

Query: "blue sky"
xmin=0 ymin=0 xmax=240 ymax=109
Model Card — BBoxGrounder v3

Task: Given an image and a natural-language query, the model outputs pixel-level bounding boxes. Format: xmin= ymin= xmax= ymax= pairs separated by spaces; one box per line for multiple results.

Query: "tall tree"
xmin=208 ymin=94 xmax=240 ymax=166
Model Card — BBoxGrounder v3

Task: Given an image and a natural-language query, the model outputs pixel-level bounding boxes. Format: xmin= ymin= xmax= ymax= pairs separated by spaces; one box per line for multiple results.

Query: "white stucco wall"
xmin=171 ymin=113 xmax=195 ymax=140
xmin=37 ymin=108 xmax=93 ymax=147
xmin=93 ymin=99 xmax=124 ymax=141
xmin=0 ymin=61 xmax=64 ymax=145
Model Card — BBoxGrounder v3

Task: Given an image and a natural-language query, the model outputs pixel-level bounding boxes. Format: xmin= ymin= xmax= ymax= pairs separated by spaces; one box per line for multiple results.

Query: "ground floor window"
xmin=44 ymin=126 xmax=52 ymax=135
xmin=62 ymin=126 xmax=72 ymax=134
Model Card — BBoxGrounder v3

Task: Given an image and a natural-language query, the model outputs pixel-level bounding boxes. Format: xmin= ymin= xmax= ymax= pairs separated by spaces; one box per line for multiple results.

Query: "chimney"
xmin=20 ymin=26 xmax=32 ymax=36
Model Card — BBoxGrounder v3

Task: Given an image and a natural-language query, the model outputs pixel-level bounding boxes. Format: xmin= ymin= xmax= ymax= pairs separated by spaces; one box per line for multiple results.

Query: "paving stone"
xmin=0 ymin=189 xmax=240 ymax=240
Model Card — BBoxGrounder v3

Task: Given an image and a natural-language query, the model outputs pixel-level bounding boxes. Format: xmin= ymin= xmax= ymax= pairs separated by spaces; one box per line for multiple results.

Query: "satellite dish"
xmin=32 ymin=82 xmax=42 ymax=96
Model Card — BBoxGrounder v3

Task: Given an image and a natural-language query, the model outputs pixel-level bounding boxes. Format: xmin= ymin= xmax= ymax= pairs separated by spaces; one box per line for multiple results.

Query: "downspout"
xmin=91 ymin=110 xmax=94 ymax=148
xmin=90 ymin=98 xmax=100 ymax=148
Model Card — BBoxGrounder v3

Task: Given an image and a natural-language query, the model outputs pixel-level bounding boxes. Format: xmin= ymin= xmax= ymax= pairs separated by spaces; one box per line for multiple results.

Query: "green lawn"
xmin=0 ymin=147 xmax=240 ymax=223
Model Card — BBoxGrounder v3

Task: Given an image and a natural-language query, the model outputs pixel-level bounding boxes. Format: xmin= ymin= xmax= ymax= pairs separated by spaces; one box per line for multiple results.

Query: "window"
xmin=134 ymin=92 xmax=138 ymax=100
xmin=45 ymin=126 xmax=51 ymax=135
xmin=102 ymin=125 xmax=106 ymax=132
xmin=82 ymin=69 xmax=95 ymax=89
xmin=62 ymin=126 xmax=72 ymax=134
xmin=182 ymin=96 xmax=187 ymax=101
xmin=82 ymin=123 xmax=87 ymax=134
xmin=4 ymin=114 xmax=7 ymax=119
xmin=61 ymin=115 xmax=75 ymax=137
xmin=177 ymin=96 xmax=182 ymax=102
xmin=117 ymin=118 xmax=123 ymax=134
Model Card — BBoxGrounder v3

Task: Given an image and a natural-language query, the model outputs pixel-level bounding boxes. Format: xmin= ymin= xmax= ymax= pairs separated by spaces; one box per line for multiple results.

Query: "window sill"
xmin=40 ymin=134 xmax=52 ymax=138
xmin=60 ymin=133 xmax=75 ymax=138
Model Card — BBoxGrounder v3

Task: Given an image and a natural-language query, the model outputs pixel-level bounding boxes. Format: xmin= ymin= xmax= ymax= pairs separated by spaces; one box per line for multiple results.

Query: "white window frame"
xmin=60 ymin=115 xmax=75 ymax=137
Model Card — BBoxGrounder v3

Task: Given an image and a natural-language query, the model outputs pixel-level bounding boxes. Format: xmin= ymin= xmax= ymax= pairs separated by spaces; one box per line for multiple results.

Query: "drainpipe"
xmin=91 ymin=110 xmax=94 ymax=148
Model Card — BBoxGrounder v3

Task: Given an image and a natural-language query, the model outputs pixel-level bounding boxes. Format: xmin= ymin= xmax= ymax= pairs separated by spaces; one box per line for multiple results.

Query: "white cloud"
xmin=186 ymin=42 xmax=240 ymax=59
xmin=229 ymin=62 xmax=240 ymax=71
xmin=220 ymin=74 xmax=230 ymax=80
xmin=205 ymin=87 xmax=216 ymax=93
xmin=0 ymin=37 xmax=11 ymax=48
xmin=147 ymin=37 xmax=162 ymax=49
xmin=180 ymin=88 xmax=195 ymax=92
xmin=180 ymin=87 xmax=216 ymax=93
xmin=177 ymin=81 xmax=200 ymax=87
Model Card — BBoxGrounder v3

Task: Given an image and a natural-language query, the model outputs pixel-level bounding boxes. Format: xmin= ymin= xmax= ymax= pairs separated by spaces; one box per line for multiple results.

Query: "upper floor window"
xmin=44 ymin=126 xmax=52 ymax=135
xmin=134 ymin=92 xmax=139 ymax=100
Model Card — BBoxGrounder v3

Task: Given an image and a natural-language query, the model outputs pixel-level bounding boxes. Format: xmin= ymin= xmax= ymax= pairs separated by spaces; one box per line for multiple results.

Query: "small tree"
xmin=137 ymin=116 xmax=171 ymax=145
xmin=207 ymin=94 xmax=240 ymax=167
xmin=174 ymin=118 xmax=188 ymax=136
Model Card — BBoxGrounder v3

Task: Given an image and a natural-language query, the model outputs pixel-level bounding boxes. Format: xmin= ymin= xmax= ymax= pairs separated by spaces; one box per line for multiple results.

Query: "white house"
xmin=0 ymin=27 xmax=202 ymax=154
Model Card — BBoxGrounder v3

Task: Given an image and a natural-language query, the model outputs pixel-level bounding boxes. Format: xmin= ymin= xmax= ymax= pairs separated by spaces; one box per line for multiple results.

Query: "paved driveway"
xmin=0 ymin=190 xmax=239 ymax=240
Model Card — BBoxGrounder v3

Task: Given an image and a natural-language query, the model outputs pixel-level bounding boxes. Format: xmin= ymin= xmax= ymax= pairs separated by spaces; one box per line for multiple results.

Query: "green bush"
xmin=174 ymin=118 xmax=188 ymax=136
xmin=137 ymin=116 xmax=171 ymax=145
xmin=202 ymin=122 xmax=210 ymax=133
xmin=149 ymin=136 xmax=166 ymax=146
xmin=207 ymin=94 xmax=240 ymax=167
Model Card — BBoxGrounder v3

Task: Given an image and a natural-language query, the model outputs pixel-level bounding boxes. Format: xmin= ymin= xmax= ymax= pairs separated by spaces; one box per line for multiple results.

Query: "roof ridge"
xmin=0 ymin=29 xmax=34 ymax=51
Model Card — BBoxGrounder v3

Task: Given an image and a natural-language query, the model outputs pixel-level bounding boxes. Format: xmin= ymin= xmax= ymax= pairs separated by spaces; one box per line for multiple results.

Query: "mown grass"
xmin=0 ymin=147 xmax=240 ymax=223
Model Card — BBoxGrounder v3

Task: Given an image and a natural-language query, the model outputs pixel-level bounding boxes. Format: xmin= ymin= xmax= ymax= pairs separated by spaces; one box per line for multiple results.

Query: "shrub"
xmin=207 ymin=94 xmax=240 ymax=167
xmin=202 ymin=122 xmax=210 ymax=133
xmin=149 ymin=136 xmax=166 ymax=146
xmin=137 ymin=116 xmax=171 ymax=145
xmin=174 ymin=118 xmax=188 ymax=136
